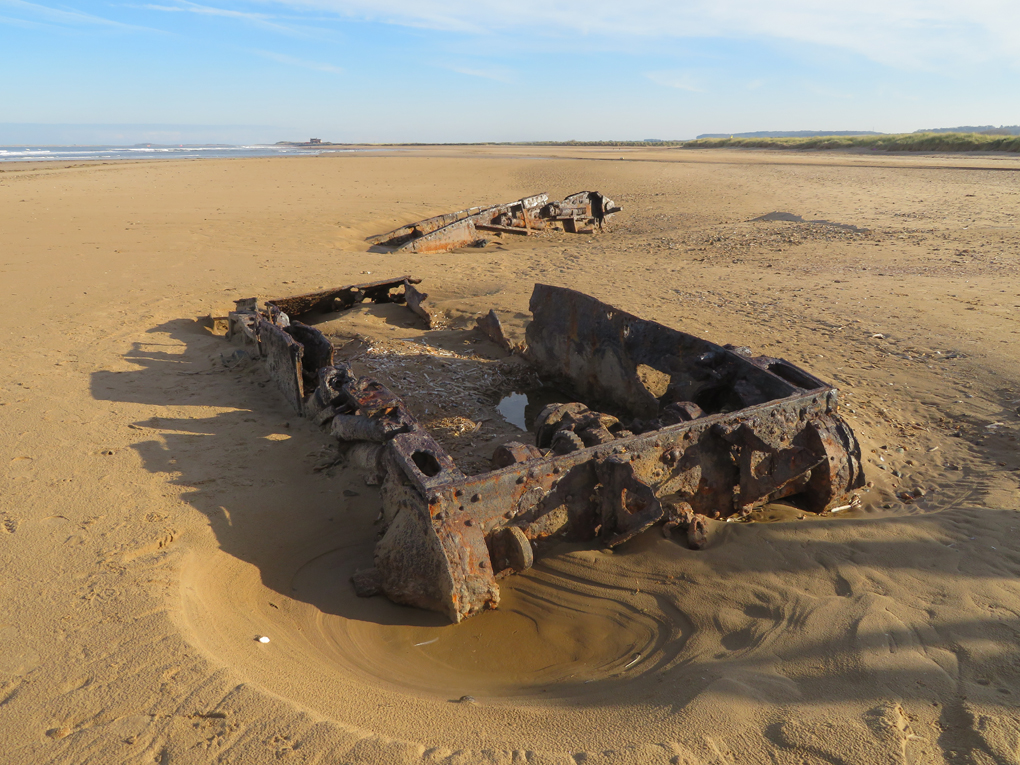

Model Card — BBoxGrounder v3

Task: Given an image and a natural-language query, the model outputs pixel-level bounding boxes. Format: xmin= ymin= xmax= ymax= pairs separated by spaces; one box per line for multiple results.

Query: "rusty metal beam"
xmin=266 ymin=276 xmax=417 ymax=316
xmin=256 ymin=316 xmax=305 ymax=414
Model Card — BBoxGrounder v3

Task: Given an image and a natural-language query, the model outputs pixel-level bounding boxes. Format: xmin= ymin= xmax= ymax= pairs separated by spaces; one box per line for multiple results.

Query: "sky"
xmin=2 ymin=0 xmax=1020 ymax=144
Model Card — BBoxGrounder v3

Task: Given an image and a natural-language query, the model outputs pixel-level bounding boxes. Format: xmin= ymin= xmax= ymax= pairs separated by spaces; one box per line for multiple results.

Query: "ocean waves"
xmin=0 ymin=144 xmax=360 ymax=162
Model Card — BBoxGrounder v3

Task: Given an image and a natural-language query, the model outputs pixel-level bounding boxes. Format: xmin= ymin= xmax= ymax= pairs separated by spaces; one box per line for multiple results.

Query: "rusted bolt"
xmin=662 ymin=448 xmax=682 ymax=465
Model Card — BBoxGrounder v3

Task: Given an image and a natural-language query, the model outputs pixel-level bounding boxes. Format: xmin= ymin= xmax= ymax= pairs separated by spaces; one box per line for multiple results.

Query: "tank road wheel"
xmin=802 ymin=415 xmax=865 ymax=512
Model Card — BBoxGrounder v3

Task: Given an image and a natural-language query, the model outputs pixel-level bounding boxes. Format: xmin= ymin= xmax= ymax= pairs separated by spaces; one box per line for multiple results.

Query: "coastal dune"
xmin=1 ymin=147 xmax=1019 ymax=763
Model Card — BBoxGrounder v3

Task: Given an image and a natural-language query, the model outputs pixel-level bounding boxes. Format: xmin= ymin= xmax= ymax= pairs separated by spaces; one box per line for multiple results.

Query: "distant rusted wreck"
xmin=368 ymin=191 xmax=622 ymax=254
xmin=226 ymin=278 xmax=864 ymax=623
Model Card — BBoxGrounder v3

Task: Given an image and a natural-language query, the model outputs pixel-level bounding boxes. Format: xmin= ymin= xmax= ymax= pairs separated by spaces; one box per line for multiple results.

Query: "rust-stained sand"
xmin=1 ymin=147 xmax=1020 ymax=764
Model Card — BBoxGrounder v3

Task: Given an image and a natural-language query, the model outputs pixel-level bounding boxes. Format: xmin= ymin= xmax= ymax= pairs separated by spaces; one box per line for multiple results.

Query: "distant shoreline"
xmin=4 ymin=133 xmax=1019 ymax=165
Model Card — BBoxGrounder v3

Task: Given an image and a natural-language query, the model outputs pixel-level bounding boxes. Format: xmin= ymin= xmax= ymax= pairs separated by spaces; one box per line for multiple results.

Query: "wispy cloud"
xmin=143 ymin=1 xmax=272 ymax=20
xmin=251 ymin=49 xmax=343 ymax=73
xmin=441 ymin=64 xmax=514 ymax=83
xmin=0 ymin=0 xmax=155 ymax=30
xmin=0 ymin=11 xmax=47 ymax=28
xmin=644 ymin=69 xmax=703 ymax=92
xmin=139 ymin=0 xmax=331 ymax=38
xmin=259 ymin=0 xmax=1020 ymax=69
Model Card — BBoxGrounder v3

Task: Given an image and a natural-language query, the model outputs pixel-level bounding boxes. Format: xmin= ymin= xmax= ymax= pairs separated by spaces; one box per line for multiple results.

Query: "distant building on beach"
xmin=308 ymin=138 xmax=322 ymax=144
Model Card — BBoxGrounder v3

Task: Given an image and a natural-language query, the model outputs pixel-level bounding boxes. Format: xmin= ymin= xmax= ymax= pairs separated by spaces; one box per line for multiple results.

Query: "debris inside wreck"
xmin=367 ymin=191 xmax=622 ymax=254
xmin=225 ymin=278 xmax=864 ymax=623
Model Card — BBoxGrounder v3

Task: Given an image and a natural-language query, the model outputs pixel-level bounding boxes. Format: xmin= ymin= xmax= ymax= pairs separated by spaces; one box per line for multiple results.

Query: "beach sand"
xmin=1 ymin=146 xmax=1019 ymax=764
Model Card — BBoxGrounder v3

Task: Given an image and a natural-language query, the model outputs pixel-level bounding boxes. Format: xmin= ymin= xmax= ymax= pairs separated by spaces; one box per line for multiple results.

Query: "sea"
xmin=0 ymin=144 xmax=364 ymax=163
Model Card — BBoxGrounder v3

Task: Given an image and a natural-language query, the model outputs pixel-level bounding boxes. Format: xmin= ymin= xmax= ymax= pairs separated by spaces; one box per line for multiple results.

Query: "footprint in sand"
xmin=774 ymin=702 xmax=931 ymax=764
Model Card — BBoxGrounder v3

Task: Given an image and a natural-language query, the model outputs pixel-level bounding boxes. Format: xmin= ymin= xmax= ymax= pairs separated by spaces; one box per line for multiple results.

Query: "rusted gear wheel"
xmin=550 ymin=429 xmax=585 ymax=455
xmin=576 ymin=425 xmax=613 ymax=446
xmin=535 ymin=402 xmax=589 ymax=448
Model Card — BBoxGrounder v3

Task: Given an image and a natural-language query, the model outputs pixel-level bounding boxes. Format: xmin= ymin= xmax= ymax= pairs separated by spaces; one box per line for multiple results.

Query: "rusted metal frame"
xmin=285 ymin=321 xmax=335 ymax=392
xmin=256 ymin=316 xmax=306 ymax=414
xmin=561 ymin=190 xmax=623 ymax=227
xmin=265 ymin=276 xmax=417 ymax=317
xmin=402 ymin=219 xmax=482 ymax=254
xmin=225 ymin=278 xmax=861 ymax=624
xmin=229 ymin=276 xmax=437 ymax=418
xmin=369 ymin=194 xmax=552 ymax=253
xmin=227 ymin=298 xmax=262 ymax=352
xmin=367 ymin=204 xmax=500 ymax=248
xmin=475 ymin=309 xmax=517 ymax=354
xmin=525 ymin=284 xmax=798 ymax=421
xmin=375 ymin=388 xmax=858 ymax=621
xmin=475 ymin=223 xmax=534 ymax=236
xmin=418 ymin=387 xmax=847 ymax=532
xmin=357 ymin=285 xmax=862 ymax=621
xmin=254 ymin=319 xmax=338 ymax=416
xmin=227 ymin=312 xmax=260 ymax=350
xmin=370 ymin=190 xmax=630 ymax=254
xmin=359 ymin=285 xmax=858 ymax=621
xmin=403 ymin=280 xmax=437 ymax=329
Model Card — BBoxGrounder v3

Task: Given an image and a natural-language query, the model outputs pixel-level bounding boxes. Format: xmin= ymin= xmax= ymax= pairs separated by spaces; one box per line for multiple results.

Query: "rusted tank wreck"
xmin=368 ymin=191 xmax=622 ymax=254
xmin=226 ymin=278 xmax=864 ymax=622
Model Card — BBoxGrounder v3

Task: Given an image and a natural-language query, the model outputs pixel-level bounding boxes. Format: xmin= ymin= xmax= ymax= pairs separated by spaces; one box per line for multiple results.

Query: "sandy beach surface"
xmin=2 ymin=145 xmax=1019 ymax=764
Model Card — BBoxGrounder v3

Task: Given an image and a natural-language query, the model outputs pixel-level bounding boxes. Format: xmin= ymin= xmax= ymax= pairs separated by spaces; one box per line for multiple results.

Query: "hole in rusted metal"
xmin=412 ymin=450 xmax=442 ymax=477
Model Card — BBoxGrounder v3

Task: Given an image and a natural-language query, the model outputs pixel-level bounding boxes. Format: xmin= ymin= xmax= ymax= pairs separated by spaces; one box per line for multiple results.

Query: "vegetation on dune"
xmin=677 ymin=132 xmax=1020 ymax=152
xmin=391 ymin=134 xmax=1020 ymax=152
xmin=339 ymin=133 xmax=1020 ymax=153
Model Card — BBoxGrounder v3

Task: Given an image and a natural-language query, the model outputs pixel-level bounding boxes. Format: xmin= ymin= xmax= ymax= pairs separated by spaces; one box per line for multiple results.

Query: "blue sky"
xmin=2 ymin=0 xmax=1019 ymax=143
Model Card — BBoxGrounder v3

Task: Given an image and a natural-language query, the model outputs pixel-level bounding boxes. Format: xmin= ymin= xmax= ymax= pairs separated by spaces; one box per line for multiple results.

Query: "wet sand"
xmin=2 ymin=147 xmax=1020 ymax=764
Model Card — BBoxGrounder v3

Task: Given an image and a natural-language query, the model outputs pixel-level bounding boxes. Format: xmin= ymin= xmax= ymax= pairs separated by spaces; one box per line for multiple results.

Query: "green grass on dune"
xmin=373 ymin=133 xmax=1019 ymax=152
xmin=678 ymin=132 xmax=1020 ymax=152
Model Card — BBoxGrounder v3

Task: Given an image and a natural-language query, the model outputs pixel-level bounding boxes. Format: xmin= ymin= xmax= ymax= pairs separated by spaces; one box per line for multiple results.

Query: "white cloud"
xmin=139 ymin=1 xmax=331 ymax=38
xmin=142 ymin=1 xmax=273 ymax=20
xmin=253 ymin=0 xmax=1020 ymax=69
xmin=0 ymin=0 xmax=155 ymax=30
xmin=645 ymin=70 xmax=703 ymax=91
xmin=252 ymin=49 xmax=343 ymax=73
xmin=441 ymin=64 xmax=514 ymax=83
